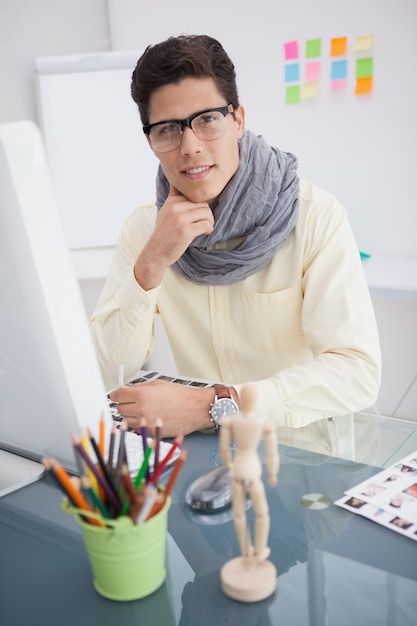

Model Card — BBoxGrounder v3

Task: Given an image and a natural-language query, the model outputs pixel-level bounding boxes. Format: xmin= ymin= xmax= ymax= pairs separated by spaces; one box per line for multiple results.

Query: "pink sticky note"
xmin=305 ymin=61 xmax=321 ymax=82
xmin=284 ymin=40 xmax=299 ymax=60
xmin=331 ymin=79 xmax=347 ymax=90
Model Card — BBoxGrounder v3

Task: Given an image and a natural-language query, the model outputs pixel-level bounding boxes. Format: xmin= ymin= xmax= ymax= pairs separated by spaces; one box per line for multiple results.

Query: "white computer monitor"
xmin=0 ymin=120 xmax=112 ymax=486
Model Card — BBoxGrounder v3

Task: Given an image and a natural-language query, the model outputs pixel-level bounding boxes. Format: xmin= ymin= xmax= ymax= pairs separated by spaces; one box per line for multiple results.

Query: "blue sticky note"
xmin=331 ymin=60 xmax=348 ymax=80
xmin=285 ymin=63 xmax=300 ymax=83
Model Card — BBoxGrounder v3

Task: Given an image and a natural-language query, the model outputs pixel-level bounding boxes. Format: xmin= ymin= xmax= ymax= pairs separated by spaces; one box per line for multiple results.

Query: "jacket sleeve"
xmin=89 ymin=204 xmax=159 ymax=390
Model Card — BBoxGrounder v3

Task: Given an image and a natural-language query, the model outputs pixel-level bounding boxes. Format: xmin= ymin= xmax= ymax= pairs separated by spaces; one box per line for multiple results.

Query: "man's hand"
xmin=109 ymin=379 xmax=215 ymax=438
xmin=134 ymin=185 xmax=214 ymax=290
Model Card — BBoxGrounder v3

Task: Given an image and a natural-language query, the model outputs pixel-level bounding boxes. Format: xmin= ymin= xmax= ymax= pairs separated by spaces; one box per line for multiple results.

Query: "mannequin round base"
xmin=220 ymin=556 xmax=277 ymax=603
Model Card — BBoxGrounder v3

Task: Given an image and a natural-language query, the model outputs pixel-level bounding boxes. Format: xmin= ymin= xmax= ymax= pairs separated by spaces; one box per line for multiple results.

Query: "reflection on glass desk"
xmin=0 ymin=415 xmax=416 ymax=626
xmin=278 ymin=411 xmax=417 ymax=469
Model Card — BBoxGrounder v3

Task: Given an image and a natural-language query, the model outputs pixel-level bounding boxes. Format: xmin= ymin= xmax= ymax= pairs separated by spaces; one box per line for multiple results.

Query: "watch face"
xmin=211 ymin=398 xmax=239 ymax=423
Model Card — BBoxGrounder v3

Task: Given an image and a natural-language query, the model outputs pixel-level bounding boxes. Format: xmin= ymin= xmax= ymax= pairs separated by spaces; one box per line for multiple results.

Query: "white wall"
xmin=107 ymin=0 xmax=417 ymax=259
xmin=0 ymin=0 xmax=110 ymax=124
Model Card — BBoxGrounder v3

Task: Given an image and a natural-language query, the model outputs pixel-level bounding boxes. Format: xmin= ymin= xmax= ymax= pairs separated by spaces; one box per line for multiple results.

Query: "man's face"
xmin=147 ymin=77 xmax=245 ymax=205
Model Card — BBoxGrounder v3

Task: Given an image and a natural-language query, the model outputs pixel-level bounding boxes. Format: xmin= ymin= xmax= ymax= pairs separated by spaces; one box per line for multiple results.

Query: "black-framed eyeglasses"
xmin=143 ymin=104 xmax=234 ymax=152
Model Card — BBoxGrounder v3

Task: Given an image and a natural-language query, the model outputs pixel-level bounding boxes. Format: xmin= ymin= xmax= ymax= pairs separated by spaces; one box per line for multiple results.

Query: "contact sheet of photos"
xmin=335 ymin=452 xmax=417 ymax=542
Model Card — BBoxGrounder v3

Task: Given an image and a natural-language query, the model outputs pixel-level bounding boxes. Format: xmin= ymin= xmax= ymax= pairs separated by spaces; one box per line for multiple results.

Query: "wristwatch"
xmin=209 ymin=384 xmax=239 ymax=428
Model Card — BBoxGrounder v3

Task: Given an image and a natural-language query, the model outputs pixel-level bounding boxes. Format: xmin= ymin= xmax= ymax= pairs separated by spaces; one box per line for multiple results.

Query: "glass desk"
xmin=0 ymin=413 xmax=416 ymax=626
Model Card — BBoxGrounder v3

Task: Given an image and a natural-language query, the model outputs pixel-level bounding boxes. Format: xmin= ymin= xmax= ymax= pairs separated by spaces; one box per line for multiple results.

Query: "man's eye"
xmin=197 ymin=114 xmax=217 ymax=125
xmin=159 ymin=123 xmax=179 ymax=136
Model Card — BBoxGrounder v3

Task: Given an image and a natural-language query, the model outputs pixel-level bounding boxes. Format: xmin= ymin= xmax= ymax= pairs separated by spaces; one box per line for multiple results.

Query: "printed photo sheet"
xmin=335 ymin=451 xmax=417 ymax=541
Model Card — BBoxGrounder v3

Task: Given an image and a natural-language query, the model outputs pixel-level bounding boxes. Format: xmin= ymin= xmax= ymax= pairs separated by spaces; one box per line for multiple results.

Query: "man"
xmin=90 ymin=34 xmax=381 ymax=438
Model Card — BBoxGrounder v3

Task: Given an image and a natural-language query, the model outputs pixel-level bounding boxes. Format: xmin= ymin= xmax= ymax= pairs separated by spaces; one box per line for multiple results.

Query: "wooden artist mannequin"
xmin=219 ymin=384 xmax=279 ymax=602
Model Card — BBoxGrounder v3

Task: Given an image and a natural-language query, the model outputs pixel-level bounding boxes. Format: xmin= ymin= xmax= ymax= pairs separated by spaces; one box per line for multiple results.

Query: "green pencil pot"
xmin=63 ymin=498 xmax=171 ymax=601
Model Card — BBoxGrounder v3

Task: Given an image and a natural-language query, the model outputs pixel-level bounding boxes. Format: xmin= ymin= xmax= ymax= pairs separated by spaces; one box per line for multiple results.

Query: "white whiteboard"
xmin=35 ymin=51 xmax=159 ymax=249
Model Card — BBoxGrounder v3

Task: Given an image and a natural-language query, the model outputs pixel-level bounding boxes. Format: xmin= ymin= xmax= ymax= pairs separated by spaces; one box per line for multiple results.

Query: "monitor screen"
xmin=0 ymin=120 xmax=112 ymax=474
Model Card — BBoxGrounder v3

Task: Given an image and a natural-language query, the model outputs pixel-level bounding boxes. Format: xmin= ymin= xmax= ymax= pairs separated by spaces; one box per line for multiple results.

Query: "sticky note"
xmin=356 ymin=57 xmax=373 ymax=78
xmin=354 ymin=35 xmax=374 ymax=52
xmin=285 ymin=63 xmax=300 ymax=82
xmin=284 ymin=40 xmax=299 ymax=60
xmin=285 ymin=85 xmax=301 ymax=104
xmin=331 ymin=60 xmax=348 ymax=80
xmin=301 ymin=82 xmax=319 ymax=99
xmin=331 ymin=36 xmax=348 ymax=57
xmin=305 ymin=61 xmax=321 ymax=82
xmin=355 ymin=76 xmax=373 ymax=95
xmin=306 ymin=39 xmax=322 ymax=59
xmin=331 ymin=79 xmax=347 ymax=90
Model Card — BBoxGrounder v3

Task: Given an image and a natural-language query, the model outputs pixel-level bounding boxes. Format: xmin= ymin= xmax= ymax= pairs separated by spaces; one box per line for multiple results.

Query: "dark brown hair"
xmin=131 ymin=35 xmax=239 ymax=125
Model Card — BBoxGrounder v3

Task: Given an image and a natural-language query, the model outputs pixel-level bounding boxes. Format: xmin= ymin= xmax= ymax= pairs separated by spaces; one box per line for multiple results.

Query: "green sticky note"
xmin=306 ymin=39 xmax=322 ymax=58
xmin=360 ymin=251 xmax=370 ymax=260
xmin=356 ymin=57 xmax=373 ymax=78
xmin=285 ymin=85 xmax=301 ymax=104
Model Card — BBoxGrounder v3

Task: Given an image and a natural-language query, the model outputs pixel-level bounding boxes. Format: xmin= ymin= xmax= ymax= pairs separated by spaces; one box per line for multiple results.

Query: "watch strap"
xmin=214 ymin=384 xmax=232 ymax=400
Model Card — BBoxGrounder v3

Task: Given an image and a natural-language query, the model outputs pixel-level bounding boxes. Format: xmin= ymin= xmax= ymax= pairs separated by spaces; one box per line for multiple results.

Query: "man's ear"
xmin=235 ymin=105 xmax=245 ymax=139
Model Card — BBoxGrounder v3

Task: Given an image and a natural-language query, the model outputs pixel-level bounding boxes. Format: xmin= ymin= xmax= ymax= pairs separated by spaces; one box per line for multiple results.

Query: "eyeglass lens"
xmin=149 ymin=110 xmax=228 ymax=152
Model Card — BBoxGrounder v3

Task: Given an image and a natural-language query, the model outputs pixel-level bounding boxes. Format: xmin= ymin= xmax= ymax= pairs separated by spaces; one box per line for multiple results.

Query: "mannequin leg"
xmin=232 ymin=480 xmax=252 ymax=557
xmin=249 ymin=479 xmax=270 ymax=560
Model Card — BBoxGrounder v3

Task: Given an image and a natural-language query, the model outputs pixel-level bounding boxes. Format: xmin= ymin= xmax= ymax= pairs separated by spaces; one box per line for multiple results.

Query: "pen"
xmin=118 ymin=363 xmax=124 ymax=388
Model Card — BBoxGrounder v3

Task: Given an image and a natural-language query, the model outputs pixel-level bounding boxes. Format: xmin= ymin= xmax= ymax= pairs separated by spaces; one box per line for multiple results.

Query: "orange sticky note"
xmin=331 ymin=37 xmax=348 ymax=57
xmin=355 ymin=76 xmax=373 ymax=95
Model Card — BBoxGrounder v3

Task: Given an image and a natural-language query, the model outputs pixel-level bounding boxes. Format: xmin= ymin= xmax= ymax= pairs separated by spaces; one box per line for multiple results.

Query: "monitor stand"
xmin=0 ymin=449 xmax=45 ymax=497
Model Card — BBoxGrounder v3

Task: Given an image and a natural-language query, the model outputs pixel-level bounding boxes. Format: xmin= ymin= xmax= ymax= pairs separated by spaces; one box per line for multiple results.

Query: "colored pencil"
xmin=118 ymin=463 xmax=137 ymax=515
xmin=81 ymin=476 xmax=111 ymax=519
xmin=98 ymin=411 xmax=106 ymax=457
xmin=46 ymin=458 xmax=104 ymax=527
xmin=107 ymin=423 xmax=117 ymax=470
xmin=71 ymin=434 xmax=122 ymax=514
xmin=153 ymin=417 xmax=162 ymax=473
xmin=133 ymin=440 xmax=155 ymax=490
xmin=140 ymin=417 xmax=151 ymax=481
xmin=146 ymin=448 xmax=188 ymax=520
xmin=127 ymin=489 xmax=148 ymax=523
xmin=136 ymin=485 xmax=158 ymax=524
xmin=116 ymin=419 xmax=128 ymax=468
xmin=150 ymin=432 xmax=185 ymax=485
xmin=42 ymin=457 xmax=78 ymax=507
xmin=80 ymin=430 xmax=99 ymax=493
xmin=87 ymin=427 xmax=120 ymax=504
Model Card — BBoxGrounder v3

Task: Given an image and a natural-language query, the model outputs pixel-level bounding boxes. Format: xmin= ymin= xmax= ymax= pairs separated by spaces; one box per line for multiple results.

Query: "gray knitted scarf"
xmin=155 ymin=130 xmax=299 ymax=285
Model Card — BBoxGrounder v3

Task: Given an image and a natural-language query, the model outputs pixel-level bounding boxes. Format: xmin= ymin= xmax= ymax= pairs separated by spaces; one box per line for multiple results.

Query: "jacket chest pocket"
xmin=242 ymin=286 xmax=304 ymax=352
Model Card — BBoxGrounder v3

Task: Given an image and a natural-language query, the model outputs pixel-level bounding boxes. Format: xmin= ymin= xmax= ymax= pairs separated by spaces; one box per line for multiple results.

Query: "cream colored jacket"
xmin=90 ymin=180 xmax=381 ymax=427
